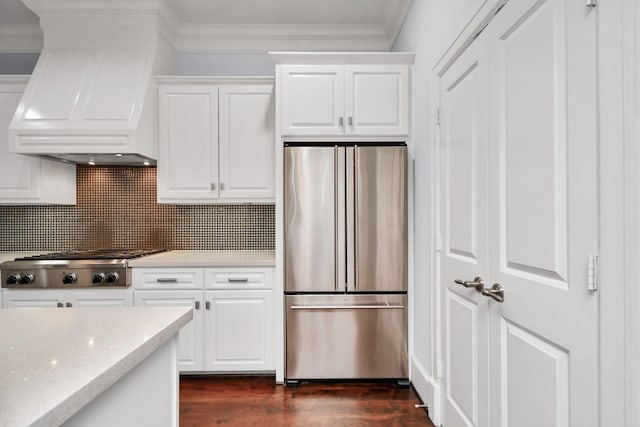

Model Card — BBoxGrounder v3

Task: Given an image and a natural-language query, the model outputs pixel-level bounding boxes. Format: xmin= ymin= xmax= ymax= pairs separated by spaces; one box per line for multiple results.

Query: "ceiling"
xmin=0 ymin=0 xmax=413 ymax=53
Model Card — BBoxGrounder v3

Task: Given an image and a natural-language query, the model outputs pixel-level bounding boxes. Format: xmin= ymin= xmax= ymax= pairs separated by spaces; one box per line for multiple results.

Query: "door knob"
xmin=454 ymin=276 xmax=484 ymax=292
xmin=481 ymin=283 xmax=505 ymax=303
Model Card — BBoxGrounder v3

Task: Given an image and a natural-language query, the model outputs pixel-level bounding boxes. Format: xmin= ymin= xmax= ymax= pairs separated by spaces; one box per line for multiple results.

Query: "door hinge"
xmin=586 ymin=0 xmax=596 ymax=7
xmin=436 ymin=360 xmax=443 ymax=379
xmin=587 ymin=254 xmax=599 ymax=291
xmin=435 ymin=234 xmax=442 ymax=252
xmin=436 ymin=108 xmax=441 ymax=126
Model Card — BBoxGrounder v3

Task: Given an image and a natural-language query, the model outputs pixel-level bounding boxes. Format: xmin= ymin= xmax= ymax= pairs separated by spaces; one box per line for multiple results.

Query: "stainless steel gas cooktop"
xmin=0 ymin=249 xmax=166 ymax=289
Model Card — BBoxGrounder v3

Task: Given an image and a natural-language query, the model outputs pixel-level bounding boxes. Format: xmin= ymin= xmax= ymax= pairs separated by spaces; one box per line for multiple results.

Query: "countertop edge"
xmin=36 ymin=307 xmax=193 ymax=427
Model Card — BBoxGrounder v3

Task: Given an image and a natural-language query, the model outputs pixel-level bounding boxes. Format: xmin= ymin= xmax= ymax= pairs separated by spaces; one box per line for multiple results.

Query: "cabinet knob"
xmin=211 ymin=183 xmax=216 ymax=191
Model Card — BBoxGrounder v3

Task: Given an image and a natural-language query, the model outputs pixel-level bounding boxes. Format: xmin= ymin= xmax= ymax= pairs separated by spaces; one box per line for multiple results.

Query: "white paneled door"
xmin=439 ymin=0 xmax=598 ymax=426
xmin=439 ymin=31 xmax=490 ymax=427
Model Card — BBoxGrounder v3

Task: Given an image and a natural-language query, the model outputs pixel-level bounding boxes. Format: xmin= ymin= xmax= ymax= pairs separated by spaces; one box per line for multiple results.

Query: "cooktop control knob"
xmin=92 ymin=273 xmax=106 ymax=284
xmin=106 ymin=272 xmax=119 ymax=284
xmin=19 ymin=274 xmax=34 ymax=285
xmin=6 ymin=274 xmax=20 ymax=285
xmin=62 ymin=273 xmax=77 ymax=285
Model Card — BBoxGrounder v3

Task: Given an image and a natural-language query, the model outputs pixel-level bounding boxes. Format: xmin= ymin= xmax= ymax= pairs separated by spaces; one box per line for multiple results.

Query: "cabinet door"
xmin=2 ymin=290 xmax=64 ymax=308
xmin=280 ymin=65 xmax=345 ymax=136
xmin=134 ymin=290 xmax=203 ymax=372
xmin=219 ymin=85 xmax=275 ymax=200
xmin=345 ymin=65 xmax=409 ymax=136
xmin=67 ymin=289 xmax=133 ymax=307
xmin=204 ymin=290 xmax=273 ymax=371
xmin=0 ymin=80 xmax=75 ymax=204
xmin=158 ymin=85 xmax=219 ymax=203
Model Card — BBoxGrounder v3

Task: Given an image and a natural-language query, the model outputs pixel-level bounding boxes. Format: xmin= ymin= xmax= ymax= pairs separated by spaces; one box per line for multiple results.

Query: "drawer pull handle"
xmin=195 ymin=301 xmax=200 ymax=310
xmin=205 ymin=301 xmax=211 ymax=310
xmin=290 ymin=304 xmax=405 ymax=310
xmin=157 ymin=278 xmax=178 ymax=283
xmin=227 ymin=278 xmax=249 ymax=283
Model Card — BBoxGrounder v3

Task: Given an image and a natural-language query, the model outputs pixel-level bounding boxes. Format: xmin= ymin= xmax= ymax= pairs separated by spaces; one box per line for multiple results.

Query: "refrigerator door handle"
xmin=290 ymin=304 xmax=405 ymax=310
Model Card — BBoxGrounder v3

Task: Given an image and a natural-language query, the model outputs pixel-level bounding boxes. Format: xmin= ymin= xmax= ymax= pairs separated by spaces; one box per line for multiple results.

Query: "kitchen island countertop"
xmin=0 ymin=306 xmax=192 ymax=427
xmin=127 ymin=250 xmax=275 ymax=268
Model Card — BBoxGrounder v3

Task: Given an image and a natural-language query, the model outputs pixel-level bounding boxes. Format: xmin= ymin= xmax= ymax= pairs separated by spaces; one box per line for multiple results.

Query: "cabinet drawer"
xmin=133 ymin=268 xmax=204 ymax=289
xmin=205 ymin=268 xmax=273 ymax=289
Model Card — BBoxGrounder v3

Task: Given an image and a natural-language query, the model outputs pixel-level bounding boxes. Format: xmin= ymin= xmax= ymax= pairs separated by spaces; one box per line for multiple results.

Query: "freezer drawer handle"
xmin=290 ymin=304 xmax=405 ymax=310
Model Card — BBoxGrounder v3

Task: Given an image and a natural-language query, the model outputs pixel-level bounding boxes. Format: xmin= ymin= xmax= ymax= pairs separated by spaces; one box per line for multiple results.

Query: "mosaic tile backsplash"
xmin=0 ymin=166 xmax=275 ymax=251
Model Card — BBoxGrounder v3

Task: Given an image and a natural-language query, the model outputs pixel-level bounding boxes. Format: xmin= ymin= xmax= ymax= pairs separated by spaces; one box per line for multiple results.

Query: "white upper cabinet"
xmin=0 ymin=77 xmax=75 ymax=205
xmin=281 ymin=65 xmax=345 ymax=136
xmin=157 ymin=78 xmax=275 ymax=204
xmin=275 ymin=53 xmax=413 ymax=138
xmin=158 ymin=85 xmax=219 ymax=202
xmin=219 ymin=85 xmax=275 ymax=200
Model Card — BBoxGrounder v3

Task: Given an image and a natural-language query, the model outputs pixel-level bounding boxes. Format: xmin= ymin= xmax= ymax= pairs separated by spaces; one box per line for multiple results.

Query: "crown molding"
xmin=0 ymin=24 xmax=42 ymax=53
xmin=175 ymin=23 xmax=392 ymax=53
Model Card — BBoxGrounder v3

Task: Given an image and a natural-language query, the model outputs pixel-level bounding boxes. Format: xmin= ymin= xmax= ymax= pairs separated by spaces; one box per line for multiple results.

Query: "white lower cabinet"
xmin=2 ymin=289 xmax=133 ymax=308
xmin=204 ymin=290 xmax=273 ymax=371
xmin=133 ymin=267 xmax=275 ymax=373
xmin=134 ymin=290 xmax=204 ymax=372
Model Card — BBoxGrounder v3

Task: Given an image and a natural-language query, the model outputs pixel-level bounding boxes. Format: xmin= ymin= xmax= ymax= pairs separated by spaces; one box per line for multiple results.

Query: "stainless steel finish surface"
xmin=482 ymin=283 xmax=505 ymax=302
xmin=285 ymin=146 xmax=337 ymax=292
xmin=346 ymin=146 xmax=356 ymax=291
xmin=290 ymin=304 xmax=405 ymax=310
xmin=286 ymin=294 xmax=408 ymax=379
xmin=284 ymin=144 xmax=408 ymax=381
xmin=1 ymin=250 xmax=165 ymax=289
xmin=354 ymin=146 xmax=407 ymax=292
xmin=454 ymin=276 xmax=485 ymax=292
xmin=337 ymin=147 xmax=346 ymax=292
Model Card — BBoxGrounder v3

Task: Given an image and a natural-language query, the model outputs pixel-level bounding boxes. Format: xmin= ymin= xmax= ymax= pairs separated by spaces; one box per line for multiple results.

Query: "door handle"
xmin=454 ymin=276 xmax=484 ymax=292
xmin=481 ymin=283 xmax=505 ymax=303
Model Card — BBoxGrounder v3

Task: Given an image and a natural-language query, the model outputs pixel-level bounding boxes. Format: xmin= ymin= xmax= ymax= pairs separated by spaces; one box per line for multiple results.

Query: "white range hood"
xmin=8 ymin=0 xmax=176 ymax=165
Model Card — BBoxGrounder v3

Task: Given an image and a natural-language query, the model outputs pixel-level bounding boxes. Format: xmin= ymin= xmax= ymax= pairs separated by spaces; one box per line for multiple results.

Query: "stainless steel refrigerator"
xmin=284 ymin=144 xmax=408 ymax=386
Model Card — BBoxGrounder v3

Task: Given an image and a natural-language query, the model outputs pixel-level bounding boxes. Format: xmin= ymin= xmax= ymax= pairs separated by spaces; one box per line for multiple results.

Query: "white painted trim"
xmin=0 ymin=24 xmax=43 ymax=53
xmin=156 ymin=76 xmax=274 ymax=85
xmin=274 ymin=64 xmax=285 ymax=384
xmin=410 ymin=355 xmax=441 ymax=425
xmin=177 ymin=24 xmax=391 ymax=53
xmin=384 ymin=0 xmax=416 ymax=48
xmin=430 ymin=0 xmax=628 ymax=425
xmin=269 ymin=51 xmax=415 ymax=66
xmin=623 ymin=0 xmax=639 ymax=425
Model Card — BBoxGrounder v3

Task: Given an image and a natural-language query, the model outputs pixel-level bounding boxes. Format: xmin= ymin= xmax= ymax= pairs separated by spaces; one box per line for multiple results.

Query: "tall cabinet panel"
xmin=157 ymin=85 xmax=219 ymax=201
xmin=219 ymin=85 xmax=275 ymax=200
xmin=0 ymin=77 xmax=75 ymax=205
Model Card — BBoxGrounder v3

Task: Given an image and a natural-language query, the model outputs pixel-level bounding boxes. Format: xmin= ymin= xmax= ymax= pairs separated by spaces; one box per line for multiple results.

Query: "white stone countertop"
xmin=128 ymin=250 xmax=275 ymax=268
xmin=0 ymin=306 xmax=192 ymax=427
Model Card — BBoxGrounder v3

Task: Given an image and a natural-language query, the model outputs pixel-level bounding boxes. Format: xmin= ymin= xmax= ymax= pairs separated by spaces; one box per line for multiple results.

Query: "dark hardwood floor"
xmin=180 ymin=376 xmax=436 ymax=427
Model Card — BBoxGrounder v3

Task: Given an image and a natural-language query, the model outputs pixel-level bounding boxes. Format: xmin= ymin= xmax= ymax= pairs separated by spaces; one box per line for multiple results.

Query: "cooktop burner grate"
xmin=15 ymin=249 xmax=167 ymax=261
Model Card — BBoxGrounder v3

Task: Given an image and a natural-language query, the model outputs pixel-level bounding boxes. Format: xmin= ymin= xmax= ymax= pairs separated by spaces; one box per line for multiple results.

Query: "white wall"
xmin=392 ymin=0 xmax=486 ymax=405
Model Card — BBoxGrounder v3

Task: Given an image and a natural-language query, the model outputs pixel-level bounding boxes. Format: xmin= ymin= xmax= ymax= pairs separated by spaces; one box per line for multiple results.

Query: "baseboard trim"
xmin=410 ymin=356 xmax=441 ymax=425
